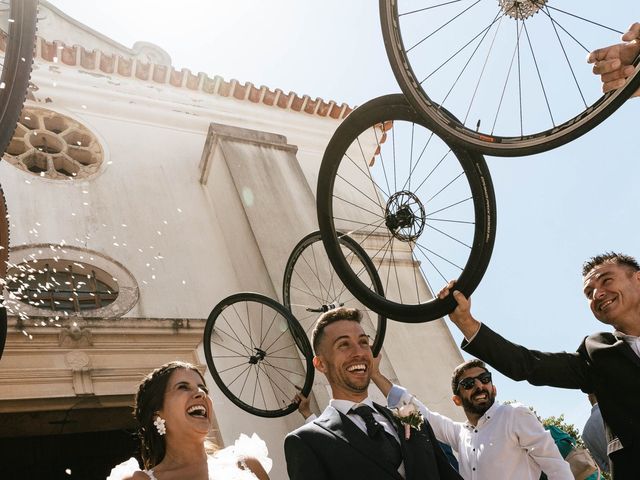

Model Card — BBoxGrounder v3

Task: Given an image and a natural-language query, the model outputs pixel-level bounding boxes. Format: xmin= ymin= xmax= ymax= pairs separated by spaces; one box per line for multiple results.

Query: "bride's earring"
xmin=154 ymin=416 xmax=166 ymax=436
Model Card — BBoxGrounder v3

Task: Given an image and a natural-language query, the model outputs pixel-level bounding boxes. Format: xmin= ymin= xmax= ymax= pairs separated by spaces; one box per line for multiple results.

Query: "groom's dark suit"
xmin=284 ymin=402 xmax=462 ymax=480
xmin=463 ymin=324 xmax=640 ymax=479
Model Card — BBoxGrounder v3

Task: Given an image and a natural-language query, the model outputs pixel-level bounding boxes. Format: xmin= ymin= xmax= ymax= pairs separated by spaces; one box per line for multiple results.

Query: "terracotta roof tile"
xmin=99 ymin=52 xmax=116 ymax=74
xmin=31 ymin=37 xmax=352 ymax=120
xmin=135 ymin=61 xmax=151 ymax=81
xmin=152 ymin=64 xmax=169 ymax=83
xmin=80 ymin=48 xmax=97 ymax=70
xmin=60 ymin=44 xmax=77 ymax=66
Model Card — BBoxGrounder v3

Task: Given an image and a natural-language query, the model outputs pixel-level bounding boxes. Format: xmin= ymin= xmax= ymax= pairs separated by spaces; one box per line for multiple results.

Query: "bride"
xmin=107 ymin=361 xmax=271 ymax=480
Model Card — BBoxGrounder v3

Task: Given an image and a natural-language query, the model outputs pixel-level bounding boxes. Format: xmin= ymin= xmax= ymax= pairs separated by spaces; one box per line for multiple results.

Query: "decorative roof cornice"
xmin=34 ymin=37 xmax=353 ymax=120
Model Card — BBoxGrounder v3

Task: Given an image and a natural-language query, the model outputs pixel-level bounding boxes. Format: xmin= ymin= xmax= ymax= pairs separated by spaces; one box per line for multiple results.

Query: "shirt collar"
xmin=614 ymin=330 xmax=640 ymax=357
xmin=330 ymin=397 xmax=375 ymax=416
xmin=465 ymin=400 xmax=500 ymax=428
xmin=613 ymin=330 xmax=639 ymax=341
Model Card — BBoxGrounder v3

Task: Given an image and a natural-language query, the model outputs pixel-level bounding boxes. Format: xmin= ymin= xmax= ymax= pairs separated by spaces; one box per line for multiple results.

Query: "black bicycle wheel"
xmin=380 ymin=0 xmax=640 ymax=156
xmin=0 ymin=184 xmax=9 ymax=361
xmin=0 ymin=0 xmax=37 ymax=159
xmin=203 ymin=292 xmax=314 ymax=418
xmin=0 ymin=0 xmax=34 ymax=359
xmin=283 ymin=230 xmax=387 ymax=357
xmin=317 ymin=94 xmax=496 ymax=323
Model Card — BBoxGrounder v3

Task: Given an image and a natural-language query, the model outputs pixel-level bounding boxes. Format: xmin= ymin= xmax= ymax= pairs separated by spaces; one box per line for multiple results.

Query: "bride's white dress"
xmin=107 ymin=433 xmax=272 ymax=480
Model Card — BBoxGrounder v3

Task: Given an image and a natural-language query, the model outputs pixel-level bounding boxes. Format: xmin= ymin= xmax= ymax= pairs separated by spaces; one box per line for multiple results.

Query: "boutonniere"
xmin=391 ymin=397 xmax=424 ymax=440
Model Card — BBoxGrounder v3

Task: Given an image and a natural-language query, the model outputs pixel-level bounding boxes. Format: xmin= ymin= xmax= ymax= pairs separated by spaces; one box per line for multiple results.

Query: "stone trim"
xmin=33 ymin=37 xmax=353 ymax=120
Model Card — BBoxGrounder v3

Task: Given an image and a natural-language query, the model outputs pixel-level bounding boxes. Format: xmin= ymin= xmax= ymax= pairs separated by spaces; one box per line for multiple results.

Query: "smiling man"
xmin=372 ymin=359 xmax=572 ymax=480
xmin=440 ymin=252 xmax=640 ymax=479
xmin=284 ymin=307 xmax=461 ymax=480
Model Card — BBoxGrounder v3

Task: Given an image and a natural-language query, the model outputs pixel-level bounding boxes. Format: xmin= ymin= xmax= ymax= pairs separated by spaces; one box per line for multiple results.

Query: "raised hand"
xmin=294 ymin=390 xmax=312 ymax=420
xmin=587 ymin=22 xmax=640 ymax=96
xmin=437 ymin=280 xmax=480 ymax=340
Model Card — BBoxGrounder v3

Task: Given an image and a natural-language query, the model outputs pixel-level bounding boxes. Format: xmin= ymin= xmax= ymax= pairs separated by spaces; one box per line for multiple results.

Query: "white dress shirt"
xmin=388 ymin=386 xmax=572 ymax=480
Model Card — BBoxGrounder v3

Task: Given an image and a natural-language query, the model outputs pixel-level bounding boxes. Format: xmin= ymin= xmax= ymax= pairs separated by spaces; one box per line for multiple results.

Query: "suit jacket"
xmin=462 ymin=324 xmax=640 ymax=457
xmin=284 ymin=403 xmax=462 ymax=480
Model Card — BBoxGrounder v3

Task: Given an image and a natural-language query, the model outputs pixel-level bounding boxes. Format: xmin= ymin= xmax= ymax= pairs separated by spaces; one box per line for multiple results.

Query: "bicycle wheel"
xmin=380 ymin=0 xmax=640 ymax=156
xmin=317 ymin=94 xmax=496 ymax=323
xmin=0 ymin=0 xmax=37 ymax=159
xmin=283 ymin=230 xmax=387 ymax=357
xmin=0 ymin=184 xmax=9 ymax=361
xmin=203 ymin=292 xmax=314 ymax=418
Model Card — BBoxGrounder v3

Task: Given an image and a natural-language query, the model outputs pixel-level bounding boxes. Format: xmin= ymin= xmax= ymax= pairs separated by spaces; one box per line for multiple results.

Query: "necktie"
xmin=352 ymin=404 xmax=403 ymax=468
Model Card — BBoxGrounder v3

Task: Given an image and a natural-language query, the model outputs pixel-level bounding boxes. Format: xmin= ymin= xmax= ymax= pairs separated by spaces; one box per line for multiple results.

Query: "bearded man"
xmin=372 ymin=359 xmax=572 ymax=480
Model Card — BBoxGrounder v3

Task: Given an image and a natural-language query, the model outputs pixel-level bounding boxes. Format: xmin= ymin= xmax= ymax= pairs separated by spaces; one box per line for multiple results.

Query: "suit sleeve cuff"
xmin=461 ymin=322 xmax=483 ymax=346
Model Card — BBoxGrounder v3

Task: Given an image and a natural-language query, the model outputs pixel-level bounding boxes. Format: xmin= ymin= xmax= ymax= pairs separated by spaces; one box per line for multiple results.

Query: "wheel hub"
xmin=385 ymin=191 xmax=425 ymax=242
xmin=248 ymin=347 xmax=267 ymax=364
xmin=499 ymin=0 xmax=546 ymax=20
xmin=305 ymin=302 xmax=344 ymax=313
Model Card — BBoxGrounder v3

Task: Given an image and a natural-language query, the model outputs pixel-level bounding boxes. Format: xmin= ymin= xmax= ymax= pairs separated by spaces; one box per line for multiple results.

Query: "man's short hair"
xmin=312 ymin=307 xmax=362 ymax=355
xmin=582 ymin=252 xmax=640 ymax=276
xmin=451 ymin=359 xmax=488 ymax=394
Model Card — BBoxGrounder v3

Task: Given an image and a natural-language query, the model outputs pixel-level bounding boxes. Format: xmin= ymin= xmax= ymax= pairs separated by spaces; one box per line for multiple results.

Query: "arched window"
xmin=7 ymin=260 xmax=118 ymax=313
xmin=5 ymin=245 xmax=139 ymax=318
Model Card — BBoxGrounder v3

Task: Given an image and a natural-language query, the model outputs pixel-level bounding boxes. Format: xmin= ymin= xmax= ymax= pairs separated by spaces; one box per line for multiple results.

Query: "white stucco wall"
xmin=1 ymin=7 xmax=467 ymax=477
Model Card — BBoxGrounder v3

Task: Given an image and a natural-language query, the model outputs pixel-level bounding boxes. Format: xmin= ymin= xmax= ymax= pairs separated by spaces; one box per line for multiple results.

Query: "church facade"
xmin=0 ymin=3 xmax=465 ymax=478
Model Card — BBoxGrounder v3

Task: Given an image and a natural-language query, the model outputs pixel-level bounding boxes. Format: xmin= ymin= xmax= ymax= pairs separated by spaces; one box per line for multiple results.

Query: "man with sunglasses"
xmin=371 ymin=358 xmax=572 ymax=480
xmin=439 ymin=252 xmax=640 ymax=479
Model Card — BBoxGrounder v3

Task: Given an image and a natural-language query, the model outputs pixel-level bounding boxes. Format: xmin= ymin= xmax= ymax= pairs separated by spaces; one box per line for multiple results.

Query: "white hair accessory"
xmin=154 ymin=416 xmax=166 ymax=436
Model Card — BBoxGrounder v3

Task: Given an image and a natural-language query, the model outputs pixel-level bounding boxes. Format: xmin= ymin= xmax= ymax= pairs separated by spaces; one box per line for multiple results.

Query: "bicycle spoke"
xmin=545 ymin=5 xmax=623 ymax=36
xmin=544 ymin=5 xmax=587 ymax=108
xmin=407 ymin=0 xmax=482 ymax=53
xmin=399 ymin=0 xmax=463 ymax=17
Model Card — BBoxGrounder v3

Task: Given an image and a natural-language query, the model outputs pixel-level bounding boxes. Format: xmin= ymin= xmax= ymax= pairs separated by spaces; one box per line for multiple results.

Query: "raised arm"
xmin=242 ymin=456 xmax=270 ymax=480
xmin=509 ymin=406 xmax=573 ymax=480
xmin=371 ymin=352 xmax=462 ymax=448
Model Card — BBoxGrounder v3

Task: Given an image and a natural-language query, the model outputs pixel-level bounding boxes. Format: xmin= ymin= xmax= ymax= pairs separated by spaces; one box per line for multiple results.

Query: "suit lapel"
xmin=612 ymin=333 xmax=640 ymax=367
xmin=315 ymin=405 xmax=403 ymax=479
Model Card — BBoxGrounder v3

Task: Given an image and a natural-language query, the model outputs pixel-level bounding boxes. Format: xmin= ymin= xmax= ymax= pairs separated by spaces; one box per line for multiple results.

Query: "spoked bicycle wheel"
xmin=380 ymin=0 xmax=640 ymax=156
xmin=0 ymin=0 xmax=38 ymax=159
xmin=203 ymin=292 xmax=314 ymax=418
xmin=317 ymin=94 xmax=496 ymax=323
xmin=282 ymin=230 xmax=387 ymax=357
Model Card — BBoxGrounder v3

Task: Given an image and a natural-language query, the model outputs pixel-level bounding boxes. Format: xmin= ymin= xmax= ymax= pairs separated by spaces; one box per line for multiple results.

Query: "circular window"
xmin=4 ymin=107 xmax=103 ymax=179
xmin=5 ymin=245 xmax=138 ymax=318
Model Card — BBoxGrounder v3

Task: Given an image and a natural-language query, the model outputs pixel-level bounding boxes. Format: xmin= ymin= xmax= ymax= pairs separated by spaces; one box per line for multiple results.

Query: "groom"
xmin=284 ymin=307 xmax=461 ymax=480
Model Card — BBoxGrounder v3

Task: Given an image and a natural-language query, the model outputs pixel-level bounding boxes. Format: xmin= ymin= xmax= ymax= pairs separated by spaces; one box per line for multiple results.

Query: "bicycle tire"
xmin=203 ymin=292 xmax=314 ymax=418
xmin=0 ymin=183 xmax=9 ymax=361
xmin=317 ymin=94 xmax=496 ymax=322
xmin=0 ymin=0 xmax=37 ymax=160
xmin=380 ymin=0 xmax=640 ymax=156
xmin=282 ymin=230 xmax=387 ymax=357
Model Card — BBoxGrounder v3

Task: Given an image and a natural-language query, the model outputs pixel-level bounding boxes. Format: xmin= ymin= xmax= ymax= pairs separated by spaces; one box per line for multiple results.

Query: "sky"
xmin=44 ymin=0 xmax=640 ymax=432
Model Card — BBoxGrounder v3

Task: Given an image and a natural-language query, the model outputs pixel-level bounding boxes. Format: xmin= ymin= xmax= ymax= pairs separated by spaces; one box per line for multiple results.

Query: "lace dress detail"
xmin=107 ymin=433 xmax=271 ymax=480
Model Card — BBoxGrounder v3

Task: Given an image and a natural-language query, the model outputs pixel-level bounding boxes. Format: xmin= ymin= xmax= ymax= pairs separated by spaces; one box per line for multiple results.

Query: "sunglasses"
xmin=458 ymin=372 xmax=492 ymax=391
